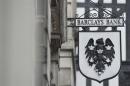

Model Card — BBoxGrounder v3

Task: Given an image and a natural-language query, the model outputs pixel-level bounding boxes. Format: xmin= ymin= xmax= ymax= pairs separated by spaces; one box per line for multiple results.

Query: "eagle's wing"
xmin=85 ymin=47 xmax=96 ymax=58
xmin=103 ymin=48 xmax=115 ymax=60
xmin=85 ymin=38 xmax=95 ymax=58
xmin=85 ymin=39 xmax=96 ymax=66
xmin=103 ymin=38 xmax=115 ymax=66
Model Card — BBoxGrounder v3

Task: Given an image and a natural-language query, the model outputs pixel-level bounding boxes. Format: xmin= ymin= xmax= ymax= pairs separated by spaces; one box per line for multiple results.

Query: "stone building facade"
xmin=0 ymin=0 xmax=129 ymax=86
xmin=43 ymin=0 xmax=130 ymax=86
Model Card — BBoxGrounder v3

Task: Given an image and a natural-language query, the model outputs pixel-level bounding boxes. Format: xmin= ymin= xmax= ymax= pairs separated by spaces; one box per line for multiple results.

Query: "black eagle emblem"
xmin=85 ymin=38 xmax=115 ymax=76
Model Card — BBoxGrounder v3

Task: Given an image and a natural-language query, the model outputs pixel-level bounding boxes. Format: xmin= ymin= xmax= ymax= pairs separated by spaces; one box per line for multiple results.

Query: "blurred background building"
xmin=0 ymin=0 xmax=130 ymax=86
xmin=42 ymin=0 xmax=130 ymax=86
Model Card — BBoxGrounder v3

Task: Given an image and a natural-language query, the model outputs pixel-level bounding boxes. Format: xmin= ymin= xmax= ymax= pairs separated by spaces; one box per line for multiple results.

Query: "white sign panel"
xmin=79 ymin=31 xmax=121 ymax=82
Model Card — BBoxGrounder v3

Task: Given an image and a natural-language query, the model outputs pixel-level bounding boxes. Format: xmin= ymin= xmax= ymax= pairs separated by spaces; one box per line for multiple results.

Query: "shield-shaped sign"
xmin=79 ymin=31 xmax=122 ymax=83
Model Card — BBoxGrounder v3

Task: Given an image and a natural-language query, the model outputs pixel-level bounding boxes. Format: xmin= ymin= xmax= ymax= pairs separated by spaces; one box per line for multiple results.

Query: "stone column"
xmin=0 ymin=0 xmax=41 ymax=86
xmin=58 ymin=0 xmax=76 ymax=86
xmin=58 ymin=43 xmax=74 ymax=86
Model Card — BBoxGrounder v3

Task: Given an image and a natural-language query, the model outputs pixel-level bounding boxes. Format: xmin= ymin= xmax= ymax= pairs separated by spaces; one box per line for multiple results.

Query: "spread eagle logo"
xmin=85 ymin=38 xmax=115 ymax=76
xmin=79 ymin=32 xmax=121 ymax=83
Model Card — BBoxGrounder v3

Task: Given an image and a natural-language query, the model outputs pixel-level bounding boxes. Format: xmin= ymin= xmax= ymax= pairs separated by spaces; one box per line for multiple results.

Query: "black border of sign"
xmin=78 ymin=31 xmax=122 ymax=83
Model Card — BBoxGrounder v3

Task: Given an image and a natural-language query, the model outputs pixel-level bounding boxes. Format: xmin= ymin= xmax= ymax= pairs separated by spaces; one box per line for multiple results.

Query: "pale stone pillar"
xmin=0 ymin=0 xmax=43 ymax=86
xmin=58 ymin=0 xmax=76 ymax=86
xmin=58 ymin=44 xmax=74 ymax=86
xmin=47 ymin=0 xmax=52 ymax=86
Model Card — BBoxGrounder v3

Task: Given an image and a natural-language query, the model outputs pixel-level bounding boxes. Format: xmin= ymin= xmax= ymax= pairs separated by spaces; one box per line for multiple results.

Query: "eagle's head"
xmin=96 ymin=38 xmax=104 ymax=54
